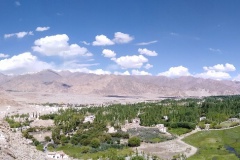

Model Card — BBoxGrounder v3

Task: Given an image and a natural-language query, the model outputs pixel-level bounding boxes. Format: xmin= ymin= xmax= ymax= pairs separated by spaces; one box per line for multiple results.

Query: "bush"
xmin=90 ymin=138 xmax=100 ymax=148
xmin=131 ymin=156 xmax=145 ymax=160
xmin=111 ymin=132 xmax=129 ymax=139
xmin=170 ymin=122 xmax=196 ymax=129
xmin=198 ymin=122 xmax=205 ymax=129
xmin=36 ymin=144 xmax=44 ymax=151
xmin=128 ymin=136 xmax=141 ymax=147
xmin=45 ymin=136 xmax=51 ymax=142
xmin=81 ymin=146 xmax=90 ymax=153
xmin=33 ymin=140 xmax=40 ymax=146
xmin=39 ymin=113 xmax=57 ymax=120
xmin=48 ymin=143 xmax=55 ymax=149
xmin=230 ymin=122 xmax=240 ymax=127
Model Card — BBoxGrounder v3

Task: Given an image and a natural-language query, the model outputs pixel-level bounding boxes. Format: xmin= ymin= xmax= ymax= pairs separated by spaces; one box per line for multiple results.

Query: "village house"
xmin=228 ymin=118 xmax=240 ymax=122
xmin=156 ymin=124 xmax=167 ymax=133
xmin=132 ymin=118 xmax=140 ymax=124
xmin=199 ymin=116 xmax=206 ymax=121
xmin=47 ymin=151 xmax=69 ymax=159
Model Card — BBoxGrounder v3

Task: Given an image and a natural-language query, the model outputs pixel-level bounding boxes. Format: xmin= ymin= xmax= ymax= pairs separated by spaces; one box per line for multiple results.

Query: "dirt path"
xmin=136 ymin=138 xmax=197 ymax=159
xmin=137 ymin=125 xmax=240 ymax=160
xmin=136 ymin=129 xmax=200 ymax=159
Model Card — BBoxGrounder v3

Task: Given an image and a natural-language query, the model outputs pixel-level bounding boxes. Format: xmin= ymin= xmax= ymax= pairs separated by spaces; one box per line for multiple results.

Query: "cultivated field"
xmin=183 ymin=126 xmax=240 ymax=160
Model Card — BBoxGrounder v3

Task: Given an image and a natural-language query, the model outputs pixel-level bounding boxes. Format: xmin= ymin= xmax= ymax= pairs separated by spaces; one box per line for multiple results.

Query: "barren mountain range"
xmin=0 ymin=70 xmax=239 ymax=100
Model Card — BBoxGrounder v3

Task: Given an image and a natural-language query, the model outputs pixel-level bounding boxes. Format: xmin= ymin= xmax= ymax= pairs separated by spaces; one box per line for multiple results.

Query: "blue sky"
xmin=0 ymin=0 xmax=240 ymax=80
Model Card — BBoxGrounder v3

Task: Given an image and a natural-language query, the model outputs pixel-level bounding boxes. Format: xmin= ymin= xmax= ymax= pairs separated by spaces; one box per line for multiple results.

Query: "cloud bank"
xmin=32 ymin=34 xmax=92 ymax=57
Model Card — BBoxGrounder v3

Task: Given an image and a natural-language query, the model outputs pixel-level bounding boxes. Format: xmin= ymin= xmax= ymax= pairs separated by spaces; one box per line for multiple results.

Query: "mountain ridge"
xmin=0 ymin=70 xmax=239 ymax=97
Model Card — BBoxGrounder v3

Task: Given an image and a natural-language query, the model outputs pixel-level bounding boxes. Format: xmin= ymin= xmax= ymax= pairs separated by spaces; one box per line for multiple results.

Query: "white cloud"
xmin=4 ymin=31 xmax=33 ymax=39
xmin=60 ymin=60 xmax=99 ymax=69
xmin=16 ymin=31 xmax=33 ymax=38
xmin=102 ymin=49 xmax=116 ymax=58
xmin=32 ymin=34 xmax=92 ymax=57
xmin=132 ymin=69 xmax=152 ymax=76
xmin=113 ymin=55 xmax=148 ymax=69
xmin=113 ymin=32 xmax=134 ymax=44
xmin=81 ymin=41 xmax=90 ymax=45
xmin=203 ymin=63 xmax=235 ymax=72
xmin=233 ymin=75 xmax=240 ymax=81
xmin=170 ymin=32 xmax=179 ymax=36
xmin=158 ymin=66 xmax=191 ymax=77
xmin=195 ymin=70 xmax=231 ymax=80
xmin=90 ymin=69 xmax=111 ymax=75
xmin=138 ymin=48 xmax=158 ymax=56
xmin=0 ymin=53 xmax=9 ymax=58
xmin=195 ymin=63 xmax=235 ymax=80
xmin=136 ymin=40 xmax=157 ymax=46
xmin=36 ymin=27 xmax=50 ymax=32
xmin=15 ymin=1 xmax=21 ymax=6
xmin=0 ymin=52 xmax=53 ymax=75
xmin=53 ymin=60 xmax=110 ymax=75
xmin=209 ymin=48 xmax=222 ymax=53
xmin=113 ymin=71 xmax=130 ymax=75
xmin=92 ymin=35 xmax=114 ymax=46
xmin=144 ymin=63 xmax=153 ymax=69
xmin=4 ymin=33 xmax=15 ymax=38
xmin=67 ymin=68 xmax=111 ymax=75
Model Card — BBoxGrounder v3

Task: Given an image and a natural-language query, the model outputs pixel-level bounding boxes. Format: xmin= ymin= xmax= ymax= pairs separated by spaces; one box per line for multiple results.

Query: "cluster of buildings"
xmin=122 ymin=117 xmax=168 ymax=133
xmin=47 ymin=151 xmax=69 ymax=159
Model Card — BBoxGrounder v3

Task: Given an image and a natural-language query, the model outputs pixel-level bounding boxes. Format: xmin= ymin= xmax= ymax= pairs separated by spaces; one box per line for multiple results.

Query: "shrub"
xmin=81 ymin=146 xmax=90 ymax=153
xmin=90 ymin=138 xmax=100 ymax=148
xmin=230 ymin=122 xmax=240 ymax=127
xmin=45 ymin=136 xmax=51 ymax=142
xmin=33 ymin=139 xmax=40 ymax=146
xmin=128 ymin=136 xmax=141 ymax=147
xmin=131 ymin=156 xmax=145 ymax=160
xmin=111 ymin=132 xmax=129 ymax=139
xmin=198 ymin=122 xmax=205 ymax=129
xmin=170 ymin=122 xmax=196 ymax=130
xmin=210 ymin=122 xmax=221 ymax=129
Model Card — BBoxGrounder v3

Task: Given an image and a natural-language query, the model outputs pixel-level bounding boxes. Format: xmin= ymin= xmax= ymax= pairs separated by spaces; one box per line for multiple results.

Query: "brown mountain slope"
xmin=0 ymin=89 xmax=19 ymax=106
xmin=0 ymin=70 xmax=240 ymax=97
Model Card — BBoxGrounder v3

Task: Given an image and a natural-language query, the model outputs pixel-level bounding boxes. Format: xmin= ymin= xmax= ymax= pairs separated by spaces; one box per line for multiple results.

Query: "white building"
xmin=156 ymin=124 xmax=167 ymax=133
xmin=199 ymin=117 xmax=206 ymax=121
xmin=132 ymin=118 xmax=140 ymax=124
xmin=47 ymin=151 xmax=69 ymax=159
xmin=83 ymin=115 xmax=95 ymax=123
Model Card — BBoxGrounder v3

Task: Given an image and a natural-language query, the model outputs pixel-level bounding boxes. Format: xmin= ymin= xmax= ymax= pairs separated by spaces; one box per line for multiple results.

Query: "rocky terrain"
xmin=0 ymin=120 xmax=47 ymax=160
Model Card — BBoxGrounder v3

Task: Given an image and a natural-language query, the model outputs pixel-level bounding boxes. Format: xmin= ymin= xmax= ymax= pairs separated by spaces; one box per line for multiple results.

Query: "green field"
xmin=168 ymin=127 xmax=191 ymax=136
xmin=183 ymin=126 xmax=240 ymax=160
xmin=52 ymin=144 xmax=133 ymax=159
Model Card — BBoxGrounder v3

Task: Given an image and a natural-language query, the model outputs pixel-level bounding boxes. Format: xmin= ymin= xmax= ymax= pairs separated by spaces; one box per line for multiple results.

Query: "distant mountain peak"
xmin=0 ymin=72 xmax=239 ymax=97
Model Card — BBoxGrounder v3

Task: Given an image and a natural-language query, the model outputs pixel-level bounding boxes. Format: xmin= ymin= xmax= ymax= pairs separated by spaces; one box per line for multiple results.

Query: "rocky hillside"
xmin=0 ymin=70 xmax=240 ymax=97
